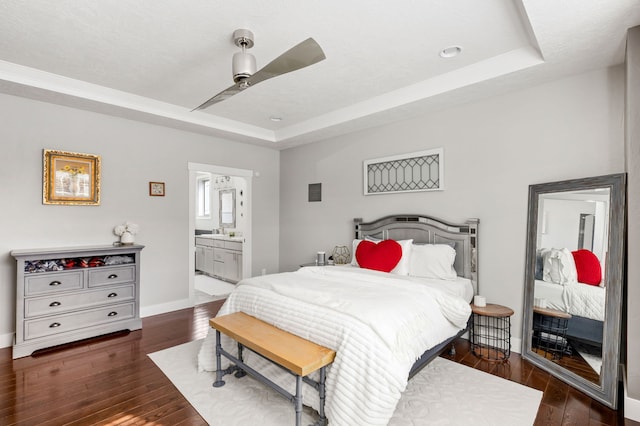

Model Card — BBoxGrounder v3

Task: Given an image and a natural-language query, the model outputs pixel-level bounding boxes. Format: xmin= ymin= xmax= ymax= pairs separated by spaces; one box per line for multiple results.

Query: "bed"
xmin=534 ymin=280 xmax=604 ymax=346
xmin=198 ymin=214 xmax=479 ymax=426
xmin=534 ymin=247 xmax=605 ymax=347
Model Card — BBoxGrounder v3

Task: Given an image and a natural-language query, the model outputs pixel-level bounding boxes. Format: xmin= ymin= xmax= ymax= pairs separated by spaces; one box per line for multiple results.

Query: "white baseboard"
xmin=623 ymin=365 xmax=640 ymax=421
xmin=0 ymin=332 xmax=14 ymax=349
xmin=140 ymin=298 xmax=194 ymax=318
xmin=511 ymin=337 xmax=522 ymax=354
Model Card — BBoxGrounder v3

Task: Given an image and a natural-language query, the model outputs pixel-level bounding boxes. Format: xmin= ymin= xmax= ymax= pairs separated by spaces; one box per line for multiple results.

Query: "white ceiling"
xmin=0 ymin=0 xmax=639 ymax=149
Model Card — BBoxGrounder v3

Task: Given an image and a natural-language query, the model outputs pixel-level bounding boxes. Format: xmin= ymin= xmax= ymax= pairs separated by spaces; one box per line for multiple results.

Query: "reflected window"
xmin=197 ymin=178 xmax=210 ymax=217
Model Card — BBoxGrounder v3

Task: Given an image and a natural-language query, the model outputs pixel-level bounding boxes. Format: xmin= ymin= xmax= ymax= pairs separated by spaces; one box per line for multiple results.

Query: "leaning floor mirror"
xmin=521 ymin=173 xmax=626 ymax=409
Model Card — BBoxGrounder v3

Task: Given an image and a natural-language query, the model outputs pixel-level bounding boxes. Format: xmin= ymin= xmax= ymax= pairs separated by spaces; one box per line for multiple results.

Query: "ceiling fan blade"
xmin=192 ymin=83 xmax=243 ymax=111
xmin=192 ymin=37 xmax=325 ymax=111
xmin=245 ymin=38 xmax=325 ymax=86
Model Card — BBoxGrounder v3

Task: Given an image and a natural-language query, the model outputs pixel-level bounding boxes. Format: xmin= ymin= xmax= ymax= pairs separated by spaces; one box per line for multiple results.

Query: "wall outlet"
xmin=261 ymin=268 xmax=266 ymax=276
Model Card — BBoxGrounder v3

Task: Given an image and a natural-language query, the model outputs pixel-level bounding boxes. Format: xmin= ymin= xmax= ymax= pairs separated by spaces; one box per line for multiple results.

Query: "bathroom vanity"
xmin=195 ymin=235 xmax=243 ymax=283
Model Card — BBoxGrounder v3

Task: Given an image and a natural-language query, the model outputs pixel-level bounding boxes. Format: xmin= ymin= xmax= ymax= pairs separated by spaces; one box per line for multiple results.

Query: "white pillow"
xmin=390 ymin=239 xmax=413 ymax=275
xmin=350 ymin=239 xmax=363 ymax=266
xmin=409 ymin=244 xmax=457 ymax=280
xmin=542 ymin=248 xmax=577 ymax=285
xmin=351 ymin=238 xmax=413 ymax=275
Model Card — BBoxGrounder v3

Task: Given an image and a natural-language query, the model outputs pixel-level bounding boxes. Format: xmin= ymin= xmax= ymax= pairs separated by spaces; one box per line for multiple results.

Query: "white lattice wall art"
xmin=363 ymin=148 xmax=444 ymax=195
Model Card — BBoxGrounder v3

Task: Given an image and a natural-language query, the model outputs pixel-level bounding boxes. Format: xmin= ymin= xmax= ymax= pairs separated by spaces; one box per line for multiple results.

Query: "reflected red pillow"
xmin=571 ymin=249 xmax=602 ymax=285
xmin=355 ymin=240 xmax=402 ymax=272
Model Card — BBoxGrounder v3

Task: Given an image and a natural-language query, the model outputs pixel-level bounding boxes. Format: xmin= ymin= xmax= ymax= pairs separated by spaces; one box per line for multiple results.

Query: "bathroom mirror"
xmin=522 ymin=173 xmax=626 ymax=409
xmin=219 ymin=189 xmax=236 ymax=229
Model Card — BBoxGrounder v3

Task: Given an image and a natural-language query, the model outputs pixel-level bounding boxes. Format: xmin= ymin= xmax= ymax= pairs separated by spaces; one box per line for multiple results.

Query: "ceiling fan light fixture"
xmin=232 ymin=51 xmax=256 ymax=83
xmin=439 ymin=45 xmax=462 ymax=58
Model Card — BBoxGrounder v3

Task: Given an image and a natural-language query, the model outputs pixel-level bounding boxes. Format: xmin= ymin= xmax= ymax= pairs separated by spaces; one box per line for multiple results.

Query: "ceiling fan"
xmin=192 ymin=29 xmax=326 ymax=111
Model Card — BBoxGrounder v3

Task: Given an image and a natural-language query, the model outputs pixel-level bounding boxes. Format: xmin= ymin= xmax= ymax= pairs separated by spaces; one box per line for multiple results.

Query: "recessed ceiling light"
xmin=439 ymin=46 xmax=462 ymax=58
xmin=270 ymin=116 xmax=283 ymax=122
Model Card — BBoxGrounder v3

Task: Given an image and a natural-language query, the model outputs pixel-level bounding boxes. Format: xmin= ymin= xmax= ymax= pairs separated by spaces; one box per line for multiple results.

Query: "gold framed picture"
xmin=149 ymin=181 xmax=165 ymax=196
xmin=43 ymin=149 xmax=101 ymax=205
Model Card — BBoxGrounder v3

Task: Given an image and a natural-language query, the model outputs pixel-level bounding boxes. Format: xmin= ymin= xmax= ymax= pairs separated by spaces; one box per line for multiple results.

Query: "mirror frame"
xmin=521 ymin=173 xmax=626 ymax=409
xmin=219 ymin=189 xmax=236 ymax=229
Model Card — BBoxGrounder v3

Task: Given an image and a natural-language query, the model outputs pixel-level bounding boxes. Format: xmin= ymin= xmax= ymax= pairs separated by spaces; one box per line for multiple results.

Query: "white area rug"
xmin=195 ymin=275 xmax=236 ymax=297
xmin=149 ymin=340 xmax=542 ymax=426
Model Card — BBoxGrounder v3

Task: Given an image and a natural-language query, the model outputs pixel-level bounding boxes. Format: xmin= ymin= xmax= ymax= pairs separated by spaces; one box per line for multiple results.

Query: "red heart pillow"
xmin=571 ymin=249 xmax=602 ymax=285
xmin=355 ymin=240 xmax=402 ymax=272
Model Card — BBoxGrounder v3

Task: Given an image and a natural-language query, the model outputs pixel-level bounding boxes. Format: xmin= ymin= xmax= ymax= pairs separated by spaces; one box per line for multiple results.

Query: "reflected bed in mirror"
xmin=522 ymin=173 xmax=626 ymax=409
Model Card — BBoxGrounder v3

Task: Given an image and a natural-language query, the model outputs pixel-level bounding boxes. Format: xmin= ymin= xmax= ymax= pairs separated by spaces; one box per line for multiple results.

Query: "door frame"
xmin=188 ymin=162 xmax=253 ymax=304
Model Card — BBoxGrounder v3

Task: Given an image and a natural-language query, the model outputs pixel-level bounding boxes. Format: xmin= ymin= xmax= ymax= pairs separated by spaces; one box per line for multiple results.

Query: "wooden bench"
xmin=209 ymin=312 xmax=336 ymax=426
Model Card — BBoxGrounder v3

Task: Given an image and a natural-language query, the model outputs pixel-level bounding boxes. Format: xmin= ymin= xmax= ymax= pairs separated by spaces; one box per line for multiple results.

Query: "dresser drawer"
xmin=24 ymin=284 xmax=135 ymax=318
xmin=195 ymin=237 xmax=214 ymax=247
xmin=25 ymin=271 xmax=83 ymax=296
xmin=88 ymin=265 xmax=135 ymax=287
xmin=224 ymin=241 xmax=242 ymax=251
xmin=24 ymin=302 xmax=135 ymax=340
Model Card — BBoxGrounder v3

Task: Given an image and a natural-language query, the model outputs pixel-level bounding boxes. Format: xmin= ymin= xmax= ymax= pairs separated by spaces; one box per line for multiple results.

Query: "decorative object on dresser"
xmin=42 ymin=149 xmax=101 ymax=205
xmin=113 ymin=221 xmax=139 ymax=245
xmin=149 ymin=181 xmax=165 ymax=196
xmin=469 ymin=303 xmax=514 ymax=362
xmin=10 ymin=244 xmax=144 ymax=359
xmin=363 ymin=148 xmax=443 ymax=195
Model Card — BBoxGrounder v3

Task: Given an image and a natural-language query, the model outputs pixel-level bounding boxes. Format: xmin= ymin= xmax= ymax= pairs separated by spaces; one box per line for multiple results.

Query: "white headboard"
xmin=354 ymin=214 xmax=479 ymax=294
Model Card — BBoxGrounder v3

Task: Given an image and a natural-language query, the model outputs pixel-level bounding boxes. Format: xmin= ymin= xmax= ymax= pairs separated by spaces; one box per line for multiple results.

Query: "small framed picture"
xmin=149 ymin=182 xmax=165 ymax=197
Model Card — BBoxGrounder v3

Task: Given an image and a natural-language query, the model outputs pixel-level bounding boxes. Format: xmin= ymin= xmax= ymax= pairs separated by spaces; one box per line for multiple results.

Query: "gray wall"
xmin=0 ymin=93 xmax=280 ymax=346
xmin=280 ymin=67 xmax=625 ymax=352
xmin=626 ymin=26 xmax=640 ymax=405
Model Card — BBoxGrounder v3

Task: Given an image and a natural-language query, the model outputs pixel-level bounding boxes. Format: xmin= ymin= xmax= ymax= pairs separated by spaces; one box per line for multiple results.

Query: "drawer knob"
xmin=107 ymin=311 xmax=118 ymax=317
xmin=49 ymin=322 xmax=61 ymax=328
xmin=107 ymin=292 xmax=118 ymax=298
xmin=107 ymin=274 xmax=118 ymax=279
xmin=49 ymin=280 xmax=62 ymax=286
xmin=49 ymin=301 xmax=61 ymax=307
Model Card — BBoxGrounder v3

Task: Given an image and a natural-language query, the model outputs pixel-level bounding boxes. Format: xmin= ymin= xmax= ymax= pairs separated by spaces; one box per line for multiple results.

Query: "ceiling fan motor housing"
xmin=232 ymin=51 xmax=256 ymax=83
xmin=232 ymin=29 xmax=256 ymax=83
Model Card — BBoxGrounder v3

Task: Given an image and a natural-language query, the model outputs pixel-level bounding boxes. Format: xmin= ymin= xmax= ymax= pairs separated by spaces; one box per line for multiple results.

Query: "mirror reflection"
xmin=522 ymin=173 xmax=625 ymax=409
xmin=219 ymin=189 xmax=236 ymax=228
xmin=532 ymin=188 xmax=610 ymax=384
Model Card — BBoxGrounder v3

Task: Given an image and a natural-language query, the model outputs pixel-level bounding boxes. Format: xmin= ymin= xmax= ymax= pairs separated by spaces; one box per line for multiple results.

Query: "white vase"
xmin=120 ymin=231 xmax=135 ymax=245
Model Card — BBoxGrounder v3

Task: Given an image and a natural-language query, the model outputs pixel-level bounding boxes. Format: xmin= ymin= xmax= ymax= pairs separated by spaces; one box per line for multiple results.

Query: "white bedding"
xmin=534 ymin=280 xmax=605 ymax=322
xmin=198 ymin=266 xmax=472 ymax=426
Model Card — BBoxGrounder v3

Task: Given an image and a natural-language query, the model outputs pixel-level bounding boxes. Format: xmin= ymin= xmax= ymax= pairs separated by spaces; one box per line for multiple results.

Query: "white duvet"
xmin=534 ymin=280 xmax=605 ymax=321
xmin=198 ymin=266 xmax=472 ymax=426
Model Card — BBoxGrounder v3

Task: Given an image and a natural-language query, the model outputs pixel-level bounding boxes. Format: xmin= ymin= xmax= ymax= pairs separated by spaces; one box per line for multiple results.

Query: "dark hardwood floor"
xmin=0 ymin=300 xmax=636 ymax=425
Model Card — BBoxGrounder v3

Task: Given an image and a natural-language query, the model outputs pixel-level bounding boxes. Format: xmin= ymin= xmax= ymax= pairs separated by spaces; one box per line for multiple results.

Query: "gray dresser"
xmin=11 ymin=244 xmax=144 ymax=359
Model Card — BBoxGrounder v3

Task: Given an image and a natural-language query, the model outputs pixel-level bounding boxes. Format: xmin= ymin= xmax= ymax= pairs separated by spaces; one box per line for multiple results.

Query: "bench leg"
xmin=213 ymin=330 xmax=225 ymax=388
xmin=317 ymin=366 xmax=328 ymax=426
xmin=234 ymin=342 xmax=247 ymax=378
xmin=294 ymin=375 xmax=303 ymax=426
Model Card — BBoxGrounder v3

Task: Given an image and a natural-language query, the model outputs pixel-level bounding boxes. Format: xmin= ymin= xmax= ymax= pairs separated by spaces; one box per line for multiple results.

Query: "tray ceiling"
xmin=0 ymin=0 xmax=638 ymax=149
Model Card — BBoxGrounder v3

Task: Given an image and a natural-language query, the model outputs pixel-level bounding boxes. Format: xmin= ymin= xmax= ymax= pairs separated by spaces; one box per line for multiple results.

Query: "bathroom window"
xmin=197 ymin=178 xmax=210 ymax=217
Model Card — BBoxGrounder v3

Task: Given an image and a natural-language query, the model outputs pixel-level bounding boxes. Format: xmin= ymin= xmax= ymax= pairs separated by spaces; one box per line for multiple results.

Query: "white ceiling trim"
xmin=0 ymin=59 xmax=276 ymax=143
xmin=0 ymin=46 xmax=543 ymax=147
xmin=274 ymin=46 xmax=544 ymax=142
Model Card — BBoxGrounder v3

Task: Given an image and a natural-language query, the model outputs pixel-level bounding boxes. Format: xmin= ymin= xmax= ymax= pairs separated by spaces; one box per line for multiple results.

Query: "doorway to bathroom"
xmin=188 ymin=162 xmax=253 ymax=305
